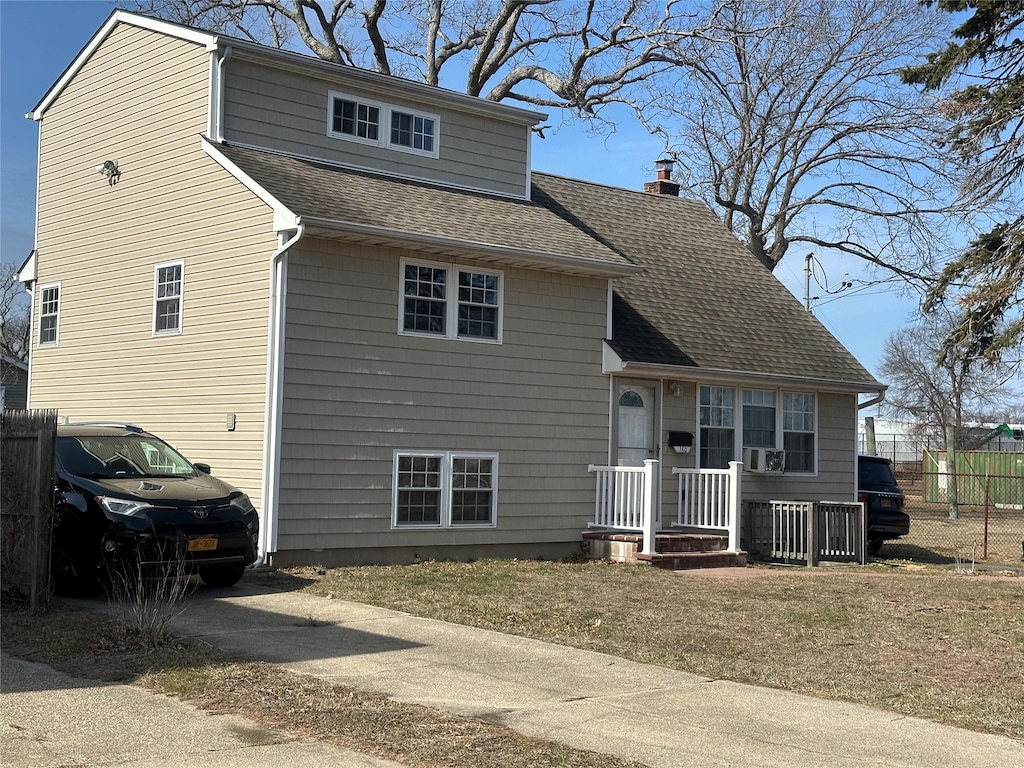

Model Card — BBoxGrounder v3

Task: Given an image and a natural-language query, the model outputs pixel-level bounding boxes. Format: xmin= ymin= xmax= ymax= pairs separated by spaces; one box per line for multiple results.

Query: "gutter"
xmin=857 ymin=392 xmax=886 ymax=410
xmin=254 ymin=224 xmax=305 ymax=568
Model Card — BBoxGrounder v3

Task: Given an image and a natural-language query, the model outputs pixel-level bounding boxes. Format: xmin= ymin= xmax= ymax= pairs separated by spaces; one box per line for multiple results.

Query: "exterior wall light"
xmin=95 ymin=160 xmax=120 ymax=185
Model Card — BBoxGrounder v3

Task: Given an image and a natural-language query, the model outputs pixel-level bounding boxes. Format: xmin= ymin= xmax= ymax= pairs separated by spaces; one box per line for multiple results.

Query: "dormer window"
xmin=328 ymin=91 xmax=439 ymax=158
xmin=390 ymin=110 xmax=436 ymax=154
xmin=330 ymin=94 xmax=383 ymax=145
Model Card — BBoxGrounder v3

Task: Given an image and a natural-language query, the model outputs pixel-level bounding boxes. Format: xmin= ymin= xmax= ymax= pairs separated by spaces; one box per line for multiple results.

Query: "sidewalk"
xmin=0 ymin=653 xmax=403 ymax=768
xmin=155 ymin=582 xmax=1020 ymax=768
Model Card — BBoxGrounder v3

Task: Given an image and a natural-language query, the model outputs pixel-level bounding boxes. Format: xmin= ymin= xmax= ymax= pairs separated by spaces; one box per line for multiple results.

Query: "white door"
xmin=616 ymin=383 xmax=656 ymax=466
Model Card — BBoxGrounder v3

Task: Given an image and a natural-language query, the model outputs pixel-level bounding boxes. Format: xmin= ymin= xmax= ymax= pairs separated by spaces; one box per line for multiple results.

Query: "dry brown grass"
xmin=260 ymin=560 xmax=1024 ymax=737
xmin=1 ymin=602 xmax=644 ymax=768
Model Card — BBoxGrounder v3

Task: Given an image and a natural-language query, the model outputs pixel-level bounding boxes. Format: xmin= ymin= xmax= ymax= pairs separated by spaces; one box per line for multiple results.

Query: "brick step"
xmin=636 ymin=550 xmax=748 ymax=570
xmin=653 ymin=533 xmax=729 ymax=554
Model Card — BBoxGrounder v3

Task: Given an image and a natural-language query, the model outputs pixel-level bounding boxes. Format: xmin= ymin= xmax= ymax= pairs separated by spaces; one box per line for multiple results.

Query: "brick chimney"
xmin=644 ymin=158 xmax=679 ymax=197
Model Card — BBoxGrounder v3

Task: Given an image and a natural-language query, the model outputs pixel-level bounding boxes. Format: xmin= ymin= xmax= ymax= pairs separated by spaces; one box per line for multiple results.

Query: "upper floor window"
xmin=153 ymin=260 xmax=183 ymax=336
xmin=330 ymin=95 xmax=382 ymax=143
xmin=328 ymin=91 xmax=440 ymax=158
xmin=400 ymin=259 xmax=502 ymax=343
xmin=39 ymin=283 xmax=60 ymax=347
xmin=390 ymin=109 xmax=437 ymax=156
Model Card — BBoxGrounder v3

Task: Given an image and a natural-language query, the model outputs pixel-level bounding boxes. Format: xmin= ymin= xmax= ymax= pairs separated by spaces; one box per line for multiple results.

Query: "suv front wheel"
xmin=198 ymin=563 xmax=246 ymax=588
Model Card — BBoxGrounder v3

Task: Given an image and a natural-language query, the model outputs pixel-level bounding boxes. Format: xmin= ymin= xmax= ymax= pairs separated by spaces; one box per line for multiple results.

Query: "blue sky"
xmin=0 ymin=0 xmax=924 ymax=379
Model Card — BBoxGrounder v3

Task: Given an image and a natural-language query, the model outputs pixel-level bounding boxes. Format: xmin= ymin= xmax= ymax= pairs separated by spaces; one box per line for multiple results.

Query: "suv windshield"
xmin=859 ymin=458 xmax=899 ymax=490
xmin=57 ymin=435 xmax=195 ymax=478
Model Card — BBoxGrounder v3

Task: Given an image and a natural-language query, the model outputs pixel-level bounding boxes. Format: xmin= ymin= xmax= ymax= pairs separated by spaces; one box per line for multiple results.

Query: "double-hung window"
xmin=783 ymin=393 xmax=815 ymax=472
xmin=329 ymin=92 xmax=439 ymax=158
xmin=393 ymin=451 xmax=497 ymax=528
xmin=401 ymin=259 xmax=502 ymax=342
xmin=38 ymin=283 xmax=60 ymax=347
xmin=699 ymin=385 xmax=816 ymax=473
xmin=153 ymin=260 xmax=183 ymax=336
xmin=699 ymin=386 xmax=735 ymax=469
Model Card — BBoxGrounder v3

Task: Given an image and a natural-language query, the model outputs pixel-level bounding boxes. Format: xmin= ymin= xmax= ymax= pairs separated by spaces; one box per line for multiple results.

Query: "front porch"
xmin=585 ymin=460 xmax=867 ymax=568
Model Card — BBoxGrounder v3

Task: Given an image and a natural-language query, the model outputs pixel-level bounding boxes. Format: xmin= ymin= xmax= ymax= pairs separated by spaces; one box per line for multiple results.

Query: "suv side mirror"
xmin=193 ymin=462 xmax=212 ymax=475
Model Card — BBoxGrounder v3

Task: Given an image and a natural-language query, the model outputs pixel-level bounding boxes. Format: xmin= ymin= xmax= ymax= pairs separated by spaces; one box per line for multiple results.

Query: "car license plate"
xmin=879 ymin=498 xmax=893 ymax=508
xmin=188 ymin=536 xmax=218 ymax=552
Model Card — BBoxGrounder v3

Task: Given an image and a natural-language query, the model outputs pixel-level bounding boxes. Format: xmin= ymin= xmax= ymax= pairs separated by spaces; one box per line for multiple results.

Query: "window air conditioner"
xmin=743 ymin=447 xmax=786 ymax=473
xmin=743 ymin=447 xmax=765 ymax=472
xmin=764 ymin=449 xmax=786 ymax=473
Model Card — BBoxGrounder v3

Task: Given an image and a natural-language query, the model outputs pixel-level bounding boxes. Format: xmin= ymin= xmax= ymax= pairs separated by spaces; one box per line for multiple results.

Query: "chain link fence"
xmin=888 ymin=466 xmax=1023 ymax=566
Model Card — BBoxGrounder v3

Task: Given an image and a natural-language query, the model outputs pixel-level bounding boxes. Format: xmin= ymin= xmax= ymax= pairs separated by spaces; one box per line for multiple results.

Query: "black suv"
xmin=858 ymin=455 xmax=910 ymax=555
xmin=51 ymin=423 xmax=259 ymax=595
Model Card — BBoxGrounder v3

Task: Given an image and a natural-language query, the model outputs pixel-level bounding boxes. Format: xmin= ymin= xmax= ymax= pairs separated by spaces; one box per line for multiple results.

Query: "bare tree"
xmin=129 ymin=0 xmax=729 ymax=115
xmin=641 ymin=0 xmax=962 ymax=277
xmin=0 ymin=263 xmax=30 ymax=368
xmin=879 ymin=310 xmax=1017 ymax=518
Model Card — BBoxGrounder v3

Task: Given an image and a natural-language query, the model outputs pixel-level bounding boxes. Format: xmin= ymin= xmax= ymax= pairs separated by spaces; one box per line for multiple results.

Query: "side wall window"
xmin=38 ymin=283 xmax=60 ymax=347
xmin=153 ymin=260 xmax=184 ymax=336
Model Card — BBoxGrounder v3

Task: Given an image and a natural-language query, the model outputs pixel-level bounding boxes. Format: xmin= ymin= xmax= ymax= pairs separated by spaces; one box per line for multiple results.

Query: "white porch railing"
xmin=671 ymin=461 xmax=743 ymax=553
xmin=587 ymin=460 xmax=657 ymax=555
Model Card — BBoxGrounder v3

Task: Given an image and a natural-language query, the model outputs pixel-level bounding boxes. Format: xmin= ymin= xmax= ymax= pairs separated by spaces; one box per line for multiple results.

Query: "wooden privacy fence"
xmin=744 ymin=500 xmax=866 ymax=566
xmin=1 ymin=409 xmax=58 ymax=607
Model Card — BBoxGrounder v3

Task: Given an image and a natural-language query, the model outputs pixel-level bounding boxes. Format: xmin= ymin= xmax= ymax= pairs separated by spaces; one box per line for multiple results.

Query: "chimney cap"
xmin=655 ymin=158 xmax=674 ymax=174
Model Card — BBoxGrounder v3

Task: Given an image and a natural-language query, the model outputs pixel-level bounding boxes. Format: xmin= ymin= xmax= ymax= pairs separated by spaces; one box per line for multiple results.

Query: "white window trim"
xmin=697 ymin=385 xmax=818 ymax=475
xmin=398 ymin=257 xmax=504 ymax=344
xmin=391 ymin=449 xmax=499 ymax=529
xmin=38 ymin=282 xmax=61 ymax=348
xmin=327 ymin=91 xmax=386 ymax=148
xmin=387 ymin=106 xmax=441 ymax=160
xmin=327 ymin=91 xmax=440 ymax=159
xmin=152 ymin=259 xmax=184 ymax=337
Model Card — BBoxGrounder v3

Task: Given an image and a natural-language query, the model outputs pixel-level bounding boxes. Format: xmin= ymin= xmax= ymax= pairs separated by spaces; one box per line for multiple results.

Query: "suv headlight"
xmin=97 ymin=496 xmax=154 ymax=517
xmin=229 ymin=494 xmax=255 ymax=513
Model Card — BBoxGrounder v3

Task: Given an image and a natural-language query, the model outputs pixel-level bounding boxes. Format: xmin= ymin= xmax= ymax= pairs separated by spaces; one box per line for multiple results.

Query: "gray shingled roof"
xmin=216 ymin=143 xmax=876 ymax=386
xmin=531 ymin=173 xmax=879 ymax=386
xmin=216 ymin=144 xmax=631 ymax=271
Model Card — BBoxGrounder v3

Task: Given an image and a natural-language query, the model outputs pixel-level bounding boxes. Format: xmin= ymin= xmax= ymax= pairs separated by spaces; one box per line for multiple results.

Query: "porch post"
xmin=727 ymin=461 xmax=743 ymax=553
xmin=641 ymin=459 xmax=658 ymax=556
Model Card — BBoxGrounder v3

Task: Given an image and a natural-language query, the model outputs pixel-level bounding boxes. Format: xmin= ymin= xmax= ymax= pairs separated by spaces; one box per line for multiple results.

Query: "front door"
xmin=616 ymin=382 xmax=656 ymax=466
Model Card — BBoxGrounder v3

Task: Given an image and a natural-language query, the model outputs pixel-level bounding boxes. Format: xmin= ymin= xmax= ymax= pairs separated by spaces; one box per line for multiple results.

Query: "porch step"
xmin=582 ymin=531 xmax=746 ymax=570
xmin=636 ymin=550 xmax=748 ymax=570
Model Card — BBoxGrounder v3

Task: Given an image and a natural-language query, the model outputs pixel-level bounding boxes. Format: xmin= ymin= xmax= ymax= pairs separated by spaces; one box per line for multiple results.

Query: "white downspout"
xmin=207 ymin=45 xmax=231 ymax=142
xmin=254 ymin=224 xmax=304 ymax=568
xmin=216 ymin=46 xmax=232 ymax=142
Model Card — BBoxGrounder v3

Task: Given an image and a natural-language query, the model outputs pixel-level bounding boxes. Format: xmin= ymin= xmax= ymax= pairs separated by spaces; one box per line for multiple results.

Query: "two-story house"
xmin=20 ymin=11 xmax=884 ymax=567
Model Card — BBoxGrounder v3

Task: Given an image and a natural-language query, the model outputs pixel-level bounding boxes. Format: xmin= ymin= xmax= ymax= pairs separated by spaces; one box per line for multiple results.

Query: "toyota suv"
xmin=51 ymin=423 xmax=259 ymax=595
xmin=858 ymin=455 xmax=910 ymax=555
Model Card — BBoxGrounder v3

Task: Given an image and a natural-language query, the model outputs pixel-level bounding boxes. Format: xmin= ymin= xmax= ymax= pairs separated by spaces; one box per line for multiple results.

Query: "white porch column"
xmin=641 ymin=459 xmax=658 ymax=555
xmin=727 ymin=461 xmax=743 ymax=553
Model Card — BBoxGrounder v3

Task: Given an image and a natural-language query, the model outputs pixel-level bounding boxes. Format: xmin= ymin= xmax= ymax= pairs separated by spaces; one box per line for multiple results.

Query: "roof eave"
xmin=603 ymin=343 xmax=884 ymax=394
xmin=297 ymin=216 xmax=641 ymax=277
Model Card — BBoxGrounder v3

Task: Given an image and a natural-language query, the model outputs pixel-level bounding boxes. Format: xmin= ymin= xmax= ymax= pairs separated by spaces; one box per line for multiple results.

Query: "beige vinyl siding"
xmin=223 ymin=59 xmax=530 ymax=197
xmin=30 ymin=24 xmax=278 ymax=509
xmin=276 ymin=239 xmax=609 ymax=556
